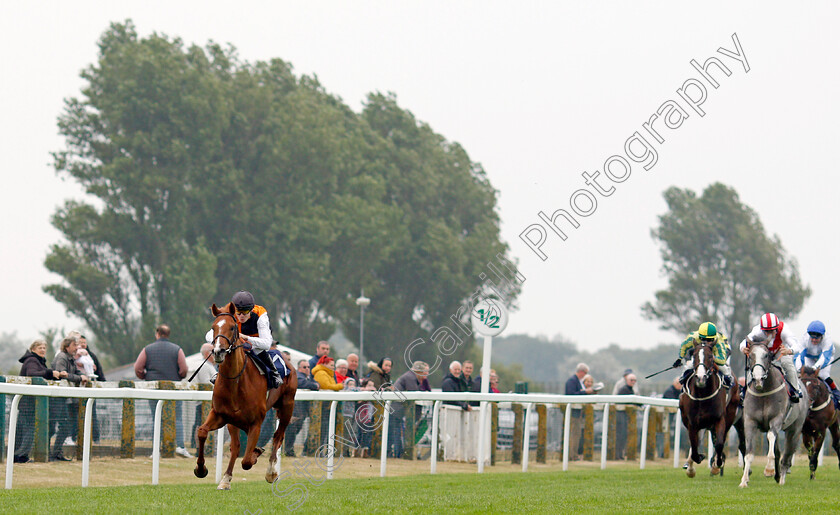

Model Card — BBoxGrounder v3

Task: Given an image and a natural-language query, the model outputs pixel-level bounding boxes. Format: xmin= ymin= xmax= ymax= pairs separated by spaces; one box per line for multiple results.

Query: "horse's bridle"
xmin=692 ymin=344 xmax=717 ymax=383
xmin=211 ymin=312 xmax=247 ymax=380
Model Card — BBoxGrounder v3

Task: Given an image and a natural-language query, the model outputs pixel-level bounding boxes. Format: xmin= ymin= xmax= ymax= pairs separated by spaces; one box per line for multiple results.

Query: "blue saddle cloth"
xmin=244 ymin=348 xmax=289 ymax=378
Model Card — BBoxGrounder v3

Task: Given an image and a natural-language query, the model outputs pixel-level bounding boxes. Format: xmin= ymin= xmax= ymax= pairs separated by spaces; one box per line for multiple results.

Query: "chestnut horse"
xmin=194 ymin=302 xmax=297 ymax=490
xmin=679 ymin=342 xmax=744 ymax=478
xmin=800 ymin=366 xmax=840 ymax=480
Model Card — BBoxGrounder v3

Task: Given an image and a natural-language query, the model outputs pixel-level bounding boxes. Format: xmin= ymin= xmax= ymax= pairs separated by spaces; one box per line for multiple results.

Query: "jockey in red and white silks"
xmin=739 ymin=313 xmax=802 ymax=401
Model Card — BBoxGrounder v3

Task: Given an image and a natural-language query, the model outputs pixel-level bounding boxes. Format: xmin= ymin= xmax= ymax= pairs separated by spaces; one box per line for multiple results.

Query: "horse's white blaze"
xmin=752 ymin=365 xmax=764 ymax=383
xmin=217 ymin=319 xmax=227 ymax=330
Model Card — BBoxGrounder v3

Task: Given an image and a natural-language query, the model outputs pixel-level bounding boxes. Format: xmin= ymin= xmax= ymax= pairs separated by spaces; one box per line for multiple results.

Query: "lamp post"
xmin=356 ymin=289 xmax=370 ymax=364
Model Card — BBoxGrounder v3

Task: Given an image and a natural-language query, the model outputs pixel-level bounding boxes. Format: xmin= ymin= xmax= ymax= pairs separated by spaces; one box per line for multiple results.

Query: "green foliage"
xmin=346 ymin=92 xmax=519 ymax=364
xmin=642 ymin=183 xmax=810 ymax=356
xmin=45 ymin=21 xmax=516 ymax=365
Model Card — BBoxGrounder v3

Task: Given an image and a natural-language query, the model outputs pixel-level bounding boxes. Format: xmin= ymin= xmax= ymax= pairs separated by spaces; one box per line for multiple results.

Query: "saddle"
xmin=244 ymin=348 xmax=289 ymax=380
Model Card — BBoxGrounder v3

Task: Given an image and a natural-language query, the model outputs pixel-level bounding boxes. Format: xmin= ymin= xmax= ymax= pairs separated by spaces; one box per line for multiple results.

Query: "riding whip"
xmin=187 ymin=351 xmax=214 ymax=383
xmin=645 ymin=364 xmax=679 ymax=380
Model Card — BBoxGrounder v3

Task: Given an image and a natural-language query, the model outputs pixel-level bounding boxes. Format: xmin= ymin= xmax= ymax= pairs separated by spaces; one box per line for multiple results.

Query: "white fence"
xmin=1 ymin=382 xmax=681 ymax=489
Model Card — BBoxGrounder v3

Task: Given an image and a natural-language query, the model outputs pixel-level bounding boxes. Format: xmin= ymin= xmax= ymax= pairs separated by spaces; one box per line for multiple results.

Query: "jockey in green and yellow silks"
xmin=674 ymin=322 xmax=733 ymax=389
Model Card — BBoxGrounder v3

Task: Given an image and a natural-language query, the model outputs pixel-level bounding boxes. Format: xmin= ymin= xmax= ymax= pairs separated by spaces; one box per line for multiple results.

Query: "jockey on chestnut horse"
xmin=194 ymin=291 xmax=297 ymax=490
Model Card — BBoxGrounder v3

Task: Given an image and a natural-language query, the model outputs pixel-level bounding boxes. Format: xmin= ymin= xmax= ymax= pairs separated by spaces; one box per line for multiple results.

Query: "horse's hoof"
xmin=242 ymin=461 xmax=253 ymax=471
xmin=266 ymin=470 xmax=278 ymax=483
xmin=810 ymin=472 xmax=816 ymax=480
xmin=739 ymin=481 xmax=748 ymax=488
xmin=217 ymin=483 xmax=231 ymax=490
xmin=764 ymin=469 xmax=774 ymax=477
xmin=686 ymin=468 xmax=696 ymax=478
xmin=710 ymin=466 xmax=720 ymax=476
xmin=194 ymin=465 xmax=208 ymax=478
xmin=696 ymin=453 xmax=706 ymax=464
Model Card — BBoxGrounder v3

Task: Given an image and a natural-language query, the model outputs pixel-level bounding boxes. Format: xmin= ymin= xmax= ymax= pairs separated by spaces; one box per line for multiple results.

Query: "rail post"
xmin=119 ymin=380 xmax=135 ymax=458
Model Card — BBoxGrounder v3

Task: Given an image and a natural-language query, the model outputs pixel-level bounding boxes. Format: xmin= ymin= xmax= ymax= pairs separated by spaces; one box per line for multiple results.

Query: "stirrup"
xmin=788 ymin=388 xmax=802 ymax=403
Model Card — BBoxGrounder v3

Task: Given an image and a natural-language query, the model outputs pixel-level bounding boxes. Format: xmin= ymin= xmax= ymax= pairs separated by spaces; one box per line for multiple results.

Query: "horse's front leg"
xmin=808 ymin=429 xmax=823 ymax=480
xmin=739 ymin=420 xmax=756 ymax=488
xmin=685 ymin=427 xmax=702 ymax=478
xmin=219 ymin=424 xmax=239 ymax=490
xmin=711 ymin=419 xmax=727 ymax=476
xmin=194 ymin=409 xmax=225 ymax=479
xmin=764 ymin=430 xmax=778 ymax=479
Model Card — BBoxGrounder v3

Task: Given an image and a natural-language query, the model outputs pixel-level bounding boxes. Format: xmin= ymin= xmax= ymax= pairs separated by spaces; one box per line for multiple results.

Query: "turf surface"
xmin=3 ymin=462 xmax=840 ymax=514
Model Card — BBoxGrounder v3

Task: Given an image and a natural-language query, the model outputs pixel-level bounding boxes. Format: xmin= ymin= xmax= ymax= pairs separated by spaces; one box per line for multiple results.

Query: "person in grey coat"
xmin=50 ymin=336 xmax=89 ymax=461
xmin=134 ymin=324 xmax=190 ymax=457
xmin=390 ymin=361 xmax=430 ymax=458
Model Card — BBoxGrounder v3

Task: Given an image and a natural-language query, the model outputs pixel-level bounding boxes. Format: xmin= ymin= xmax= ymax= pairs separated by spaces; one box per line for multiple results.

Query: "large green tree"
xmin=45 ymin=21 xmax=517 ymax=365
xmin=642 ymin=183 xmax=811 ymax=369
xmin=46 ymin=23 xmax=226 ymax=362
xmin=340 ymin=92 xmax=520 ymax=368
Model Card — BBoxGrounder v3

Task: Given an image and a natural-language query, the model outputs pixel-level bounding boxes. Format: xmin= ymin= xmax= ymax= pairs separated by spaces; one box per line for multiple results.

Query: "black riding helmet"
xmin=231 ymin=290 xmax=255 ymax=312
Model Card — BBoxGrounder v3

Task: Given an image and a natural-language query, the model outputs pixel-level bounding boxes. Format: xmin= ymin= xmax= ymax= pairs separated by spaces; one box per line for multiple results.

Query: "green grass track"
xmin=3 ymin=464 xmax=840 ymax=514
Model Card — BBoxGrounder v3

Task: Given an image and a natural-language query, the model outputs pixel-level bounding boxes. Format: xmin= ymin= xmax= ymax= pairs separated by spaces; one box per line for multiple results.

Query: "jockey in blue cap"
xmin=794 ymin=320 xmax=840 ymax=408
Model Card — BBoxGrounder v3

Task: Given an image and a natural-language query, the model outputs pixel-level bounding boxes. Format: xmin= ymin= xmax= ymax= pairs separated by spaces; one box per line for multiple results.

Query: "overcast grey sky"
xmin=2 ymin=1 xmax=838 ymax=351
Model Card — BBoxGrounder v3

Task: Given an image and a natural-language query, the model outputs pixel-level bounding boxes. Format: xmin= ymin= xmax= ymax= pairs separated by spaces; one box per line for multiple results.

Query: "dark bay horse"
xmin=194 ymin=302 xmax=297 ymax=490
xmin=679 ymin=342 xmax=744 ymax=478
xmin=800 ymin=366 xmax=840 ymax=480
xmin=739 ymin=341 xmax=809 ymax=487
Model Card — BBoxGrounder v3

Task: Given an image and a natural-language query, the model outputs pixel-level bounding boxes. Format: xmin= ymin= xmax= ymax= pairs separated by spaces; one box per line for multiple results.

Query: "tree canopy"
xmin=641 ymin=183 xmax=811 ymax=352
xmin=45 ymin=21 xmax=517 ymax=365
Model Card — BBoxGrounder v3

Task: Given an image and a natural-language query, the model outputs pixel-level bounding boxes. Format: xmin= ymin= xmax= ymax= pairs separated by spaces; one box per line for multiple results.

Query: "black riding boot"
xmin=678 ymin=369 xmax=692 ymax=387
xmin=257 ymin=351 xmax=283 ymax=389
xmin=787 ymin=384 xmax=801 ymax=403
xmin=825 ymin=378 xmax=840 ymax=409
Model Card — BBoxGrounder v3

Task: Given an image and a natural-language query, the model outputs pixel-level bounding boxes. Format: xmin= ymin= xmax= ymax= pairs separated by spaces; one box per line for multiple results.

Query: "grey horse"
xmin=739 ymin=340 xmax=810 ymax=487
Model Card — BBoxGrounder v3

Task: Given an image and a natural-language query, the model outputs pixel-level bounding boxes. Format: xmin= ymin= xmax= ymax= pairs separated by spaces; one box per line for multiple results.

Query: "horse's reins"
xmin=802 ymin=379 xmax=832 ymax=412
xmin=746 ymin=382 xmax=786 ymax=397
xmin=746 ymin=359 xmax=787 ymax=397
xmin=810 ymin=397 xmax=831 ymax=412
xmin=683 ymin=373 xmax=724 ymax=401
xmin=211 ymin=312 xmax=248 ymax=381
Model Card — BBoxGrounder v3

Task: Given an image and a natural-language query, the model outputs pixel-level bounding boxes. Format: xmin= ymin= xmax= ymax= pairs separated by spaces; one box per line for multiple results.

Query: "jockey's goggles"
xmin=808 ymin=332 xmax=823 ymax=339
xmin=235 ymin=308 xmax=253 ymax=315
xmin=699 ymin=336 xmax=715 ymax=342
